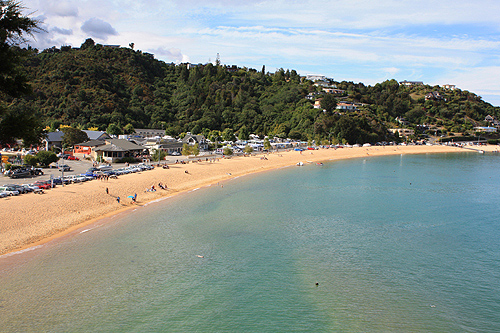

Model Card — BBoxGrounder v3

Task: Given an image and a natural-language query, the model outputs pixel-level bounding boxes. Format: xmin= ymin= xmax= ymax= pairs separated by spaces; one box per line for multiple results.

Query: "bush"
xmin=223 ymin=147 xmax=233 ymax=155
xmin=36 ymin=150 xmax=59 ymax=167
xmin=23 ymin=154 xmax=38 ymax=166
xmin=487 ymin=139 xmax=498 ymax=145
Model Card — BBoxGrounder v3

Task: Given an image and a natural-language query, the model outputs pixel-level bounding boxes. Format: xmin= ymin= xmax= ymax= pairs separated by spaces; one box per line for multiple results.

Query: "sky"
xmin=21 ymin=0 xmax=500 ymax=106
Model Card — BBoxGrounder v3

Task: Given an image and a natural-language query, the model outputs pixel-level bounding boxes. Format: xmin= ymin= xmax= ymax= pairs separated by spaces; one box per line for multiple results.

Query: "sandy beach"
xmin=0 ymin=144 xmax=495 ymax=256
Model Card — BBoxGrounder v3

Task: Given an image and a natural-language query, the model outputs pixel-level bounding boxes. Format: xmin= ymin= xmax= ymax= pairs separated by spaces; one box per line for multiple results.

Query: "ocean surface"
xmin=1 ymin=152 xmax=500 ymax=332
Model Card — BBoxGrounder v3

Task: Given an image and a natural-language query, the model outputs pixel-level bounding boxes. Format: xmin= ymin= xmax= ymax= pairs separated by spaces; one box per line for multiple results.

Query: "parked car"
xmin=3 ymin=184 xmax=28 ymax=194
xmin=67 ymin=155 xmax=79 ymax=160
xmin=8 ymin=168 xmax=31 ymax=178
xmin=0 ymin=187 xmax=20 ymax=196
xmin=33 ymin=181 xmax=52 ymax=189
xmin=0 ymin=192 xmax=9 ymax=198
xmin=58 ymin=164 xmax=71 ymax=172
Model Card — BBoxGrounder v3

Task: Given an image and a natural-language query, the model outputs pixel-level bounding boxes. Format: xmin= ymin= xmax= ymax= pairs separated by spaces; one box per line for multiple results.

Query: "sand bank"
xmin=0 ymin=144 xmax=494 ymax=256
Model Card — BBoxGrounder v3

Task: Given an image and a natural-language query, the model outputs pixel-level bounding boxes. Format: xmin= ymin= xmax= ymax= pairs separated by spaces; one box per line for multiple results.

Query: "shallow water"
xmin=1 ymin=152 xmax=500 ymax=332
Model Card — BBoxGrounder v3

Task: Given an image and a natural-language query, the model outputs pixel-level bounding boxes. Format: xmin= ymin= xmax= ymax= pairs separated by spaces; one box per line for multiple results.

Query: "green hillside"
xmin=11 ymin=41 xmax=500 ymax=145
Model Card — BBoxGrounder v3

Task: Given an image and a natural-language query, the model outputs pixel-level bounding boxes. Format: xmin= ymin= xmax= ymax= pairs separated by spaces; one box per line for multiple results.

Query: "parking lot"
xmin=1 ymin=155 xmax=192 ymax=186
xmin=2 ymin=159 xmax=92 ymax=185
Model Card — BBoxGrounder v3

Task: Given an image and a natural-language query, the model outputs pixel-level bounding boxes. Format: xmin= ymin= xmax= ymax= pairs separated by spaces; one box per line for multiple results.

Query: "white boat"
xmin=296 ymin=162 xmax=304 ymax=166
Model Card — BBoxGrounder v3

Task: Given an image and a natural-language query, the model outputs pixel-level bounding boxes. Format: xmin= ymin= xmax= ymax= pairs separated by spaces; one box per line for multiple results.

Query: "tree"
xmin=106 ymin=123 xmax=123 ymax=136
xmin=320 ymin=94 xmax=337 ymax=114
xmin=263 ymin=137 xmax=271 ymax=151
xmin=181 ymin=143 xmax=191 ymax=156
xmin=152 ymin=148 xmax=167 ymax=161
xmin=123 ymin=123 xmax=135 ymax=134
xmin=222 ymin=128 xmax=235 ymax=142
xmin=223 ymin=146 xmax=233 ymax=155
xmin=36 ymin=150 xmax=58 ymax=167
xmin=23 ymin=153 xmax=37 ymax=166
xmin=80 ymin=38 xmax=95 ymax=50
xmin=191 ymin=143 xmax=200 ymax=156
xmin=238 ymin=125 xmax=249 ymax=141
xmin=244 ymin=145 xmax=253 ymax=154
xmin=0 ymin=0 xmax=43 ymax=145
xmin=61 ymin=127 xmax=88 ymax=148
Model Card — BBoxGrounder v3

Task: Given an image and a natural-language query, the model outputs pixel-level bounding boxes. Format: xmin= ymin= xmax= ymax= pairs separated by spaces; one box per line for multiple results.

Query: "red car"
xmin=33 ymin=181 xmax=52 ymax=189
xmin=67 ymin=155 xmax=79 ymax=160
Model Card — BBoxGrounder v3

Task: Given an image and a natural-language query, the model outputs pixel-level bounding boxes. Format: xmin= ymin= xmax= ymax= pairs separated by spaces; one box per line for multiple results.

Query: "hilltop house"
xmin=443 ymin=84 xmax=456 ymax=90
xmin=399 ymin=80 xmax=424 ymax=87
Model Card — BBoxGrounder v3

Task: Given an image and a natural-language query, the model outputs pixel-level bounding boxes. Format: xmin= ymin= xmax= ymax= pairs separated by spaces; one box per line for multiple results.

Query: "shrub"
xmin=23 ymin=154 xmax=38 ymax=166
xmin=36 ymin=150 xmax=58 ymax=167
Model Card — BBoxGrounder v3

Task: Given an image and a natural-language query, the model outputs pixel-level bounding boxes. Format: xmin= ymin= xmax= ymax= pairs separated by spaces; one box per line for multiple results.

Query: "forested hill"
xmin=14 ymin=42 xmax=500 ymax=144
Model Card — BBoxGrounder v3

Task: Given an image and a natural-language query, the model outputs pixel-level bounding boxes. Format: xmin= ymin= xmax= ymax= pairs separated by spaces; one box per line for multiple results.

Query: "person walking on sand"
xmin=117 ymin=196 xmax=120 ymax=203
xmin=106 ymin=187 xmax=109 ymax=195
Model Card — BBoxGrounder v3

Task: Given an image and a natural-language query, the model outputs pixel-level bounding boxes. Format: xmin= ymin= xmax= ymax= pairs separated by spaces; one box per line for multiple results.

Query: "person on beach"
xmin=106 ymin=187 xmax=109 ymax=195
xmin=117 ymin=196 xmax=120 ymax=203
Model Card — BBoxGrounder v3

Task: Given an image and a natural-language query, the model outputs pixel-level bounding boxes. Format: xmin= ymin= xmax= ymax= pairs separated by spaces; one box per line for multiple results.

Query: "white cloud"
xmin=81 ymin=18 xmax=118 ymax=41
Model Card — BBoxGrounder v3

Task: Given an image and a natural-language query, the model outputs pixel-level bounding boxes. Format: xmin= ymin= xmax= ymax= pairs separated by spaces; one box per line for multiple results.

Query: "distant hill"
xmin=13 ymin=43 xmax=500 ymax=144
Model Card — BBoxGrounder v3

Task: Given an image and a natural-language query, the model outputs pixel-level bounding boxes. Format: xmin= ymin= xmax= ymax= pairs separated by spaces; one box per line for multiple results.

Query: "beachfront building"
xmin=93 ymin=139 xmax=147 ymax=163
xmin=182 ymin=134 xmax=209 ymax=151
xmin=134 ymin=129 xmax=166 ymax=138
xmin=73 ymin=140 xmax=107 ymax=158
xmin=43 ymin=131 xmax=65 ymax=151
xmin=82 ymin=130 xmax=111 ymax=141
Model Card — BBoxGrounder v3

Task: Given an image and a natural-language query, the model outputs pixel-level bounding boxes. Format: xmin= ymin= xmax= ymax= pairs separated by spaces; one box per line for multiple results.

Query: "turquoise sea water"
xmin=1 ymin=152 xmax=500 ymax=332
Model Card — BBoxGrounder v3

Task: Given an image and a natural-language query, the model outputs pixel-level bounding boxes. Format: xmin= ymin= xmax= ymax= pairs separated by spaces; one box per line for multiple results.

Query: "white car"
xmin=0 ymin=192 xmax=9 ymax=198
xmin=0 ymin=187 xmax=20 ymax=196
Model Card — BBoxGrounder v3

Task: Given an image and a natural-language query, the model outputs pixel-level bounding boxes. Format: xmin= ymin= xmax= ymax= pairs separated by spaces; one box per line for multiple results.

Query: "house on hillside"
xmin=443 ymin=84 xmax=456 ymax=90
xmin=474 ymin=126 xmax=497 ymax=133
xmin=336 ymin=101 xmax=358 ymax=111
xmin=425 ymin=91 xmax=446 ymax=101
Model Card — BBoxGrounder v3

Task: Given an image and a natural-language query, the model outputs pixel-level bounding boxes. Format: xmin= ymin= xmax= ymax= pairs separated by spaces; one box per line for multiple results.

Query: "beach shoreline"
xmin=0 ymin=144 xmax=495 ymax=257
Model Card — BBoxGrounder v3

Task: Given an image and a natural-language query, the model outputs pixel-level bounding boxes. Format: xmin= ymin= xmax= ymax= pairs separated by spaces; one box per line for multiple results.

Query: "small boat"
xmin=316 ymin=163 xmax=323 ymax=166
xmin=296 ymin=162 xmax=304 ymax=166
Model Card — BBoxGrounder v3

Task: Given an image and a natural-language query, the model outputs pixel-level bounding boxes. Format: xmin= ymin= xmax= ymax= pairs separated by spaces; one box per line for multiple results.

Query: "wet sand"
xmin=0 ymin=144 xmax=493 ymax=256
